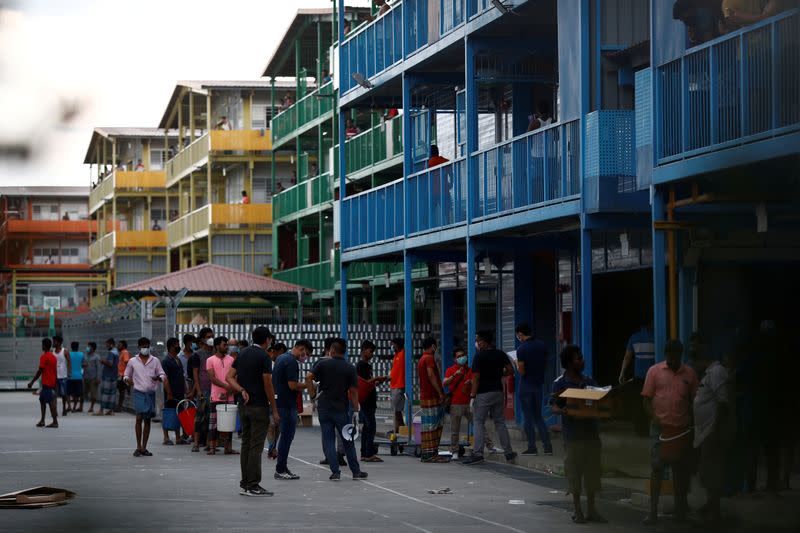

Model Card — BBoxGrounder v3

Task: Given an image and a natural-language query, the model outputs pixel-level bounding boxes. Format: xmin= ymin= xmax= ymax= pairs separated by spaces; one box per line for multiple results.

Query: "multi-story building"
xmin=0 ymin=186 xmax=106 ymax=333
xmin=333 ymin=0 xmax=800 ymax=392
xmin=84 ymin=128 xmax=175 ymax=294
xmin=267 ymin=6 xmax=426 ymax=323
xmin=158 ymin=81 xmax=294 ymax=275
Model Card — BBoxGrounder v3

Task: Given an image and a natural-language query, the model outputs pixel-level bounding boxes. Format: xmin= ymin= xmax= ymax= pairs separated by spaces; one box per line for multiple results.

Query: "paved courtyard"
xmin=0 ymin=392 xmax=793 ymax=532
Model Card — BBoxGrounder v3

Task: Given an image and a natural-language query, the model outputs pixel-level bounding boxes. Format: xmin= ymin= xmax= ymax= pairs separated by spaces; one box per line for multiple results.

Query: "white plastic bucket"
xmin=215 ymin=403 xmax=238 ymax=433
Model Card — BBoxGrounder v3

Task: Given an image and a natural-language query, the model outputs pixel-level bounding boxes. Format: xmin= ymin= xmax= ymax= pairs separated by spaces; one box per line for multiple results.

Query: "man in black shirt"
xmin=356 ymin=340 xmax=388 ymax=462
xmin=462 ymin=329 xmax=517 ymax=465
xmin=161 ymin=337 xmax=187 ymax=445
xmin=306 ymin=339 xmax=368 ymax=481
xmin=226 ymin=326 xmax=278 ymax=496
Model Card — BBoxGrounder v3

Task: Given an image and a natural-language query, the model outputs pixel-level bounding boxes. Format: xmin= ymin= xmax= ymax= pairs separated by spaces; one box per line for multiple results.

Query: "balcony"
xmin=341 ymin=177 xmax=404 ymax=249
xmin=654 ymin=9 xmax=800 ymax=182
xmin=165 ymin=133 xmax=210 ymax=187
xmin=89 ymin=230 xmax=167 ymax=265
xmin=209 ymin=129 xmax=272 ymax=152
xmin=345 ymin=114 xmax=403 ymax=179
xmin=342 ymin=119 xmax=581 ymax=251
xmin=274 ymin=173 xmax=334 ymax=222
xmin=273 ymin=260 xmax=336 ymax=291
xmin=1 ymin=219 xmax=96 ymax=241
xmin=271 ymin=82 xmax=335 ymax=147
xmin=89 ymin=171 xmax=167 ymax=214
xmin=167 ymin=203 xmax=273 ymax=248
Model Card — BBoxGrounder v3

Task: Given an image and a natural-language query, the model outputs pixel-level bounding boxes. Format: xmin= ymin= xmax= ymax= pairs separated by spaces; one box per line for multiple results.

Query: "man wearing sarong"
xmin=418 ymin=336 xmax=448 ymax=463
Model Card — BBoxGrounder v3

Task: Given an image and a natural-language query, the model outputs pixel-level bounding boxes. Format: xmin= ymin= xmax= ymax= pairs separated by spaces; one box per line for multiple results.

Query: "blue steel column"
xmin=678 ymin=266 xmax=695 ymax=349
xmin=652 ymin=188 xmax=667 ymax=362
xmin=403 ymin=250 xmax=414 ymax=441
xmin=465 ymin=36 xmax=478 ymax=364
xmin=579 ymin=216 xmax=593 ymax=377
xmin=440 ymin=289 xmax=455 ymax=380
xmin=513 ymin=252 xmax=533 ymax=425
xmin=337 ymin=0 xmax=348 ymax=344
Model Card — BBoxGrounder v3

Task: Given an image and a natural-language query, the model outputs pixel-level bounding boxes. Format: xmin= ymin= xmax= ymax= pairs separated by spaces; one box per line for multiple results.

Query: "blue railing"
xmin=340 ymin=3 xmax=404 ymax=94
xmin=341 ymin=178 xmax=404 ymax=249
xmin=404 ymin=0 xmax=429 ymax=57
xmin=656 ymin=9 xmax=800 ymax=165
xmin=585 ymin=110 xmax=636 ymax=192
xmin=471 ymin=120 xmax=581 ymax=220
xmin=407 ymin=158 xmax=467 ymax=234
xmin=441 ymin=0 xmax=465 ymax=35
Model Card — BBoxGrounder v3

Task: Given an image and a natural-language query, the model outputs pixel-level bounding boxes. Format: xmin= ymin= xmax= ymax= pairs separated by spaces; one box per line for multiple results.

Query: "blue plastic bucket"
xmin=162 ymin=407 xmax=180 ymax=430
xmin=236 ymin=412 xmax=242 ymax=432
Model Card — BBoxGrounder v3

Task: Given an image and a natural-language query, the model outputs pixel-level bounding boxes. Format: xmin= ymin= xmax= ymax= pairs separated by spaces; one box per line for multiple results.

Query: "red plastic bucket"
xmin=176 ymin=399 xmax=196 ymax=436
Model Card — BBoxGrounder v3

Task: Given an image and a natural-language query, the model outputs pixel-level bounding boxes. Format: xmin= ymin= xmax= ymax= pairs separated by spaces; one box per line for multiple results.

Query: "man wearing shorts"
xmin=123 ymin=337 xmax=167 ymax=457
xmin=67 ymin=341 xmax=85 ymax=412
xmin=389 ymin=337 xmax=406 ymax=435
xmin=28 ymin=338 xmax=58 ymax=428
xmin=52 ymin=335 xmax=71 ymax=416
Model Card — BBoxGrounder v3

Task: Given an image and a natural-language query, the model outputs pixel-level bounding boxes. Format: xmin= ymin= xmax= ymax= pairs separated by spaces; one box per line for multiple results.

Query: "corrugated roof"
xmin=83 ymin=128 xmax=179 ymax=164
xmin=0 ymin=186 xmax=89 ymax=198
xmin=158 ymin=79 xmax=298 ymax=129
xmin=113 ymin=263 xmax=313 ymax=295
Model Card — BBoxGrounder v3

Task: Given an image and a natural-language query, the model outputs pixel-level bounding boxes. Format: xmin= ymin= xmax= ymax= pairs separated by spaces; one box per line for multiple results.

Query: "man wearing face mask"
xmin=462 ymin=330 xmax=516 ymax=465
xmin=206 ymin=336 xmax=236 ymax=455
xmin=188 ymin=327 xmax=215 ymax=452
xmin=444 ymin=347 xmax=473 ymax=456
xmin=272 ymin=339 xmax=312 ymax=479
xmin=180 ymin=334 xmax=196 ymax=395
xmin=123 ymin=337 xmax=168 ymax=457
xmin=161 ymin=337 xmax=187 ymax=446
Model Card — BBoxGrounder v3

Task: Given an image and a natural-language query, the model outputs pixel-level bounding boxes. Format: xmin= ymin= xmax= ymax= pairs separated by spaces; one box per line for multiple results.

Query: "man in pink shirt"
xmin=123 ymin=337 xmax=168 ymax=457
xmin=207 ymin=336 xmax=237 ymax=455
xmin=641 ymin=339 xmax=699 ymax=525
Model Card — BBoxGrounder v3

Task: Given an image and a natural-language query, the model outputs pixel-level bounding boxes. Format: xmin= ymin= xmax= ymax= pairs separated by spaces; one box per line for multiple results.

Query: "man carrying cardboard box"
xmin=550 ymin=344 xmax=607 ymax=524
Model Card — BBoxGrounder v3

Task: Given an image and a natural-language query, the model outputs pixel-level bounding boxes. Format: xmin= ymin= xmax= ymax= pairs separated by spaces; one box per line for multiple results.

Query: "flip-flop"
xmin=163 ymin=440 xmax=174 ymax=446
xmin=572 ymin=514 xmax=587 ymax=524
xmin=133 ymin=450 xmax=142 ymax=457
xmin=36 ymin=422 xmax=45 ymax=427
xmin=141 ymin=450 xmax=153 ymax=457
xmin=224 ymin=450 xmax=240 ymax=455
xmin=207 ymin=449 xmax=216 ymax=455
xmin=191 ymin=445 xmax=200 ymax=452
xmin=46 ymin=422 xmax=59 ymax=428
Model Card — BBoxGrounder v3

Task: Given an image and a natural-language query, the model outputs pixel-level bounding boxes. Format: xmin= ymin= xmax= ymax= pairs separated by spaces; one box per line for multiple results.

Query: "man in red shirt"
xmin=641 ymin=339 xmax=699 ymax=525
xmin=427 ymin=144 xmax=449 ymax=168
xmin=444 ymin=347 xmax=473 ymax=455
xmin=418 ymin=337 xmax=447 ymax=463
xmin=28 ymin=337 xmax=59 ymax=428
xmin=388 ymin=337 xmax=406 ymax=435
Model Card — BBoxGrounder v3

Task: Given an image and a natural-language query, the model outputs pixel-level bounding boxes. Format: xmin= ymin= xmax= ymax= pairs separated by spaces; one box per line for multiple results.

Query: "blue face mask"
xmin=457 ymin=356 xmax=468 ymax=366
xmin=228 ymin=346 xmax=239 ymax=355
xmin=191 ymin=343 xmax=198 ymax=351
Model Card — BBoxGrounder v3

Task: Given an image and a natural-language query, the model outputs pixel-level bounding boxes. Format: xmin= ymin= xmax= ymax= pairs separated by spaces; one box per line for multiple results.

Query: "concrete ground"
xmin=0 ymin=392 xmax=796 ymax=532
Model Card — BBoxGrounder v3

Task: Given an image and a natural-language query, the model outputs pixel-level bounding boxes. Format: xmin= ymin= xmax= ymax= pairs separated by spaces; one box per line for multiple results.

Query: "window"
xmin=252 ymin=104 xmax=268 ymax=129
xmin=32 ymin=204 xmax=59 ymax=221
xmin=150 ymin=148 xmax=166 ymax=170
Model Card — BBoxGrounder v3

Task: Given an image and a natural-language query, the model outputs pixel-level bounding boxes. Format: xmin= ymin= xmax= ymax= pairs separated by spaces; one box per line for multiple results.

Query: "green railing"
xmin=274 ymin=172 xmax=334 ymax=221
xmin=345 ymin=114 xmax=403 ymax=177
xmin=270 ymin=82 xmax=335 ymax=147
xmin=273 ymin=260 xmax=336 ymax=291
xmin=298 ymin=152 xmax=310 ymax=181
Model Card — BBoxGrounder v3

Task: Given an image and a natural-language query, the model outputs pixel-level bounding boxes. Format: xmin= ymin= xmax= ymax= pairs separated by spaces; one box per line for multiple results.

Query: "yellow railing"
xmin=89 ymin=232 xmax=115 ymax=264
xmin=167 ymin=204 xmax=211 ymax=247
xmin=210 ymin=203 xmax=272 ymax=225
xmin=167 ymin=203 xmax=273 ymax=248
xmin=89 ymin=176 xmax=115 ymax=214
xmin=165 ymin=133 xmax=210 ymax=187
xmin=115 ymin=230 xmax=167 ymax=248
xmin=114 ymin=171 xmax=167 ymax=190
xmin=210 ymin=130 xmax=272 ymax=152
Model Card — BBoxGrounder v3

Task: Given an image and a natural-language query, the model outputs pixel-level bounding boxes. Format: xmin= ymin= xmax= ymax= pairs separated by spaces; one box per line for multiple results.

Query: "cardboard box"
xmin=558 ymin=387 xmax=618 ymax=418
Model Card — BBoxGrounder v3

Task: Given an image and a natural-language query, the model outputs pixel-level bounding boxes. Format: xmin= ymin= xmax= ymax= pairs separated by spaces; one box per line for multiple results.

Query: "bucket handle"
xmin=176 ymin=399 xmax=196 ymax=414
xmin=658 ymin=427 xmax=692 ymax=442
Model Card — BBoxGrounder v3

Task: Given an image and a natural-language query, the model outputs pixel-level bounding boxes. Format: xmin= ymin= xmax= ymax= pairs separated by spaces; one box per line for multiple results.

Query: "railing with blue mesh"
xmin=656 ymin=9 xmax=800 ymax=165
xmin=407 ymin=158 xmax=467 ymax=234
xmin=584 ymin=110 xmax=637 ymax=193
xmin=341 ymin=178 xmax=405 ymax=249
xmin=471 ymin=120 xmax=581 ymax=221
xmin=340 ymin=3 xmax=404 ymax=95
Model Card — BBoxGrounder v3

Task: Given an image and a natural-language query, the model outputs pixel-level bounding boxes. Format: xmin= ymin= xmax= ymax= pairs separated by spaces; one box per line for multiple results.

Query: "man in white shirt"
xmin=692 ymin=349 xmax=730 ymax=526
xmin=52 ymin=335 xmax=72 ymax=417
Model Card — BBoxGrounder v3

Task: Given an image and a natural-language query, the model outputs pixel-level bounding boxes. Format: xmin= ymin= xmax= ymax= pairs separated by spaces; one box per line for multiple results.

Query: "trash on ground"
xmin=427 ymin=487 xmax=453 ymax=495
xmin=508 ymin=499 xmax=525 ymax=505
xmin=0 ymin=486 xmax=77 ymax=509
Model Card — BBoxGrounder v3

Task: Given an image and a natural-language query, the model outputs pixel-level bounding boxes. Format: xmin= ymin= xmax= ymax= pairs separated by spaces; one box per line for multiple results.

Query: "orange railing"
xmin=5 ymin=219 xmax=96 ymax=234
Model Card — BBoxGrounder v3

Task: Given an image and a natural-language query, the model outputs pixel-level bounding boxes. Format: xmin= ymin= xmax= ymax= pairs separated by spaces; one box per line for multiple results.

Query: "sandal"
xmin=191 ymin=445 xmax=200 ymax=452
xmin=224 ymin=449 xmax=240 ymax=455
xmin=46 ymin=422 xmax=59 ymax=428
xmin=207 ymin=449 xmax=216 ymax=455
xmin=133 ymin=450 xmax=142 ymax=457
xmin=36 ymin=421 xmax=45 ymax=427
xmin=362 ymin=456 xmax=384 ymax=462
xmin=572 ymin=514 xmax=587 ymax=524
xmin=163 ymin=439 xmax=174 ymax=446
xmin=141 ymin=450 xmax=153 ymax=457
